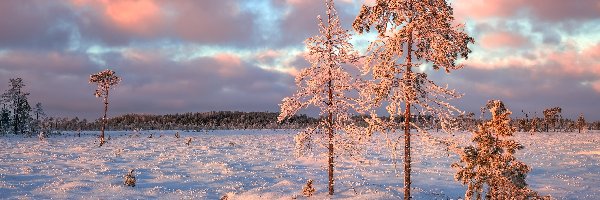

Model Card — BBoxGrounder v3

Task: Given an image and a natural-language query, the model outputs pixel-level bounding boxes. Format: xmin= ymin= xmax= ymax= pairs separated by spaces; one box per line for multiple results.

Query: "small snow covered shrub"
xmin=124 ymin=169 xmax=136 ymax=187
xmin=452 ymin=100 xmax=549 ymax=200
xmin=220 ymin=192 xmax=235 ymax=200
xmin=303 ymin=179 xmax=316 ymax=197
xmin=577 ymin=113 xmax=587 ymax=133
xmin=38 ymin=131 xmax=46 ymax=141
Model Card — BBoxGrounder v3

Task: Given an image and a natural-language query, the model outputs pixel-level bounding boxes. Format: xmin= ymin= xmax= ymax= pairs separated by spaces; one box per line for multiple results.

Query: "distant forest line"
xmin=46 ymin=110 xmax=600 ymax=132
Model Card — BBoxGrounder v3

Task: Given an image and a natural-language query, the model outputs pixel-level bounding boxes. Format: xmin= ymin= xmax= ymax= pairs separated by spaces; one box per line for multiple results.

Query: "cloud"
xmin=432 ymin=66 xmax=600 ymax=120
xmin=0 ymin=47 xmax=294 ymax=119
xmin=271 ymin=0 xmax=359 ymax=46
xmin=454 ymin=0 xmax=600 ymax=22
xmin=480 ymin=31 xmax=529 ymax=49
xmin=0 ymin=1 xmax=75 ymax=50
xmin=69 ymin=0 xmax=259 ymax=46
xmin=72 ymin=0 xmax=163 ymax=37
xmin=0 ymin=0 xmax=599 ymax=121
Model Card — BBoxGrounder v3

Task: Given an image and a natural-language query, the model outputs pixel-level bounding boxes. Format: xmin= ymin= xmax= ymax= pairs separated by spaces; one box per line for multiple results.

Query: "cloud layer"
xmin=0 ymin=0 xmax=599 ymax=120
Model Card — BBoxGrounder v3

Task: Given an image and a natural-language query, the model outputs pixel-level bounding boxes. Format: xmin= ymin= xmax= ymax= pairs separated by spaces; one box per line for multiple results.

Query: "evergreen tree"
xmin=90 ymin=69 xmax=121 ymax=146
xmin=278 ymin=0 xmax=361 ymax=195
xmin=1 ymin=78 xmax=33 ymax=135
xmin=32 ymin=103 xmax=46 ymax=133
xmin=0 ymin=104 xmax=10 ymax=134
xmin=542 ymin=107 xmax=561 ymax=132
xmin=452 ymin=100 xmax=548 ymax=199
xmin=353 ymin=1 xmax=473 ymax=198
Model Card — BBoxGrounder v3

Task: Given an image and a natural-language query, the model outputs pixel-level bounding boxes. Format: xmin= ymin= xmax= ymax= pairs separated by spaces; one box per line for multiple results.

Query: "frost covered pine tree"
xmin=89 ymin=69 xmax=121 ymax=146
xmin=353 ymin=0 xmax=473 ymax=198
xmin=543 ymin=107 xmax=561 ymax=132
xmin=277 ymin=0 xmax=360 ymax=195
xmin=452 ymin=100 xmax=548 ymax=199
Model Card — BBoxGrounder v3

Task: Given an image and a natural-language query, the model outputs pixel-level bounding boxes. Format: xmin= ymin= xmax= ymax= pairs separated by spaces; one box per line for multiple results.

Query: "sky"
xmin=0 ymin=0 xmax=599 ymax=120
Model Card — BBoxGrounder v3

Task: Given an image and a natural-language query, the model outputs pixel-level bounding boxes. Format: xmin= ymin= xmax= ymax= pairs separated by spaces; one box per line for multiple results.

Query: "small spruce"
xmin=303 ymin=179 xmax=316 ymax=197
xmin=452 ymin=100 xmax=549 ymax=199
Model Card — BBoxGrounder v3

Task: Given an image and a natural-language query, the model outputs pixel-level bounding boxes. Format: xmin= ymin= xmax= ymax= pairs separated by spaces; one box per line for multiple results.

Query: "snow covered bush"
xmin=38 ymin=131 xmax=46 ymax=141
xmin=124 ymin=169 xmax=136 ymax=187
xmin=577 ymin=113 xmax=587 ymax=133
xmin=452 ymin=100 xmax=548 ymax=200
xmin=185 ymin=137 xmax=192 ymax=146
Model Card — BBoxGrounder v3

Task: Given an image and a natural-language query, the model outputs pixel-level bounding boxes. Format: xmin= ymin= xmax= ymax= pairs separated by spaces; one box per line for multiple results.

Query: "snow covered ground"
xmin=0 ymin=130 xmax=598 ymax=199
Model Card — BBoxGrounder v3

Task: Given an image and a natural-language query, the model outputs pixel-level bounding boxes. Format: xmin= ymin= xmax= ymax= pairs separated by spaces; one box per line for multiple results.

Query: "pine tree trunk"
xmin=404 ymin=102 xmax=411 ymax=200
xmin=326 ymin=3 xmax=335 ymax=195
xmin=328 ymin=92 xmax=334 ymax=195
xmin=100 ymin=90 xmax=109 ymax=146
xmin=14 ymin=107 xmax=18 ymax=134
xmin=327 ymin=70 xmax=334 ymax=195
xmin=403 ymin=31 xmax=414 ymax=200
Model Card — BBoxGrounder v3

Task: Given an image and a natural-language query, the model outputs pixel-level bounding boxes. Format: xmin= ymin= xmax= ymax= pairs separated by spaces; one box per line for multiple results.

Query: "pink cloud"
xmin=214 ymin=53 xmax=244 ymax=78
xmin=68 ymin=0 xmax=255 ymax=45
xmin=479 ymin=31 xmax=529 ymax=49
xmin=545 ymin=43 xmax=600 ymax=77
xmin=454 ymin=0 xmax=600 ymax=22
xmin=72 ymin=0 xmax=164 ymax=36
xmin=592 ymin=81 xmax=600 ymax=93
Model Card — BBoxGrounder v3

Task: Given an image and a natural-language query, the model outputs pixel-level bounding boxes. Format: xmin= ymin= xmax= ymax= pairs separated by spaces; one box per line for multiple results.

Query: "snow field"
xmin=0 ymin=130 xmax=598 ymax=199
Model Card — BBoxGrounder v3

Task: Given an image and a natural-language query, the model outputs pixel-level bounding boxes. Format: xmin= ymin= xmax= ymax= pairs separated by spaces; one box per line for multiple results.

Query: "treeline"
xmin=50 ymin=111 xmax=319 ymax=131
xmin=451 ymin=108 xmax=600 ymax=133
xmin=50 ymin=111 xmax=600 ymax=132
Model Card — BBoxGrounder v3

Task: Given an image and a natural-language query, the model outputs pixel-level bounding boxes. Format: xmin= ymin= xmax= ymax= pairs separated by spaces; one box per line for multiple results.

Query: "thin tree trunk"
xmin=326 ymin=3 xmax=334 ymax=195
xmin=403 ymin=30 xmax=414 ymax=200
xmin=328 ymin=79 xmax=334 ymax=195
xmin=14 ymin=107 xmax=18 ymax=134
xmin=100 ymin=90 xmax=109 ymax=146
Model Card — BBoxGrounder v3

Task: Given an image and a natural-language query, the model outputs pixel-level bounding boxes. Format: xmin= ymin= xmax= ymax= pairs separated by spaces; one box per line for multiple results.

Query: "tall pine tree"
xmin=278 ymin=0 xmax=361 ymax=195
xmin=90 ymin=69 xmax=121 ymax=146
xmin=353 ymin=1 xmax=473 ymax=198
